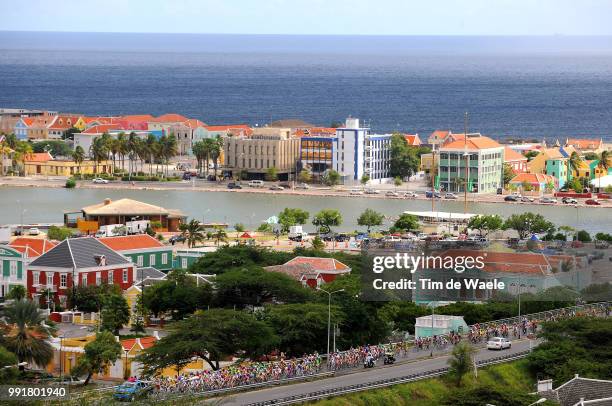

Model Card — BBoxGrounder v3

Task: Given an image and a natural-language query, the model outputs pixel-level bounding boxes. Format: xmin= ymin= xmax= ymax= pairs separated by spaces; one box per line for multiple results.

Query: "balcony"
xmin=35 ymin=285 xmax=57 ymax=293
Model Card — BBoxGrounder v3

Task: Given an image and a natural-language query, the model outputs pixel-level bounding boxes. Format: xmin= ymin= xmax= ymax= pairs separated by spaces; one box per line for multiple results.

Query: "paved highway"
xmin=218 ymin=338 xmax=536 ymax=405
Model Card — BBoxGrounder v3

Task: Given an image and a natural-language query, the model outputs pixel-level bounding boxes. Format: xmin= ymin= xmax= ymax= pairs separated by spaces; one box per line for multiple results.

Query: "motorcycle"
xmin=364 ymin=358 xmax=376 ymax=368
xmin=383 ymin=353 xmax=396 ymax=365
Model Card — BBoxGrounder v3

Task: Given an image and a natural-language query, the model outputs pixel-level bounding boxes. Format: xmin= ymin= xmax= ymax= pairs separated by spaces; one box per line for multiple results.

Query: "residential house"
xmin=564 ymin=138 xmax=605 ymax=155
xmin=0 ymin=237 xmax=56 ymax=298
xmin=47 ymin=115 xmax=81 ymax=139
xmin=503 ymin=146 xmax=528 ymax=174
xmin=427 ymin=130 xmax=451 ymax=147
xmin=27 ymin=237 xmax=135 ymax=308
xmin=0 ymin=108 xmax=54 ymax=134
xmin=529 ymin=148 xmax=569 ymax=187
xmin=508 ymin=173 xmax=558 ymax=194
xmin=24 ymin=157 xmax=108 ymax=177
xmin=98 ymin=235 xmax=173 ymax=271
xmin=404 ymin=134 xmax=422 ymax=147
xmin=537 ymin=374 xmax=612 ymax=406
xmin=264 ymin=256 xmax=351 ymax=288
xmin=438 ymin=136 xmax=504 ymax=194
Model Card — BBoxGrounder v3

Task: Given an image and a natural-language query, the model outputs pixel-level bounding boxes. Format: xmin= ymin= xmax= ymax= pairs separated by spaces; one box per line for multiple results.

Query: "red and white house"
xmin=264 ymin=256 xmax=351 ymax=289
xmin=27 ymin=237 xmax=135 ymax=307
xmin=504 ymin=146 xmax=528 ymax=174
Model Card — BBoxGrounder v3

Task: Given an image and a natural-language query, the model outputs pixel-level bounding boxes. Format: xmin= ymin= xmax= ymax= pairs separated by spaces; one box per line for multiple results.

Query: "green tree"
xmin=0 ymin=346 xmax=19 ymax=383
xmin=100 ymin=293 xmax=130 ymax=335
xmin=137 ymin=309 xmax=278 ymax=373
xmin=525 ymin=150 xmax=540 ymax=161
xmin=212 ymin=227 xmax=228 ymax=246
xmin=47 ymin=225 xmax=74 ymax=241
xmin=393 ymin=176 xmax=403 ymax=188
xmin=360 ymin=173 xmax=370 ymax=186
xmin=567 ymin=151 xmax=583 ymax=187
xmin=357 ymin=208 xmax=384 ymax=232
xmin=234 ymin=223 xmax=245 ymax=232
xmin=278 ymin=208 xmax=310 ymax=233
xmin=5 ymin=285 xmax=27 ymax=301
xmin=393 ymin=213 xmax=419 ymax=232
xmin=441 ymin=385 xmax=544 ymax=406
xmin=502 ymin=163 xmax=515 ymax=186
xmin=447 ymin=341 xmax=476 ymax=386
xmin=503 ymin=212 xmax=555 ymax=239
xmin=32 ymin=140 xmax=72 ymax=157
xmin=257 ymin=222 xmax=273 ymax=233
xmin=130 ymin=295 xmax=147 ymax=334
xmin=312 ymin=209 xmax=342 ymax=234
xmin=467 ymin=214 xmax=503 ymax=237
xmin=298 ymin=169 xmax=312 ymax=183
xmin=311 ymin=236 xmax=325 ymax=250
xmin=597 ymin=150 xmax=610 ymax=190
xmin=389 ymin=133 xmax=419 ymax=178
xmin=322 ymin=169 xmax=341 ymax=186
xmin=72 ymin=331 xmax=121 ymax=385
xmin=575 ymin=230 xmax=591 ymax=242
xmin=179 ymin=219 xmax=205 ymax=248
xmin=63 ymin=127 xmax=81 ymax=141
xmin=72 ymin=145 xmax=85 ymax=175
xmin=265 ymin=166 xmax=278 ymax=181
xmin=188 ymin=245 xmax=291 ymax=275
xmin=2 ymin=300 xmax=53 ymax=370
xmin=67 ymin=283 xmax=121 ymax=312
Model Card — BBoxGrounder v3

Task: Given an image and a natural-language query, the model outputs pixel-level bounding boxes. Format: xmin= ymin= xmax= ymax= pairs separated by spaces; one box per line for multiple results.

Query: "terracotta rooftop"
xmin=81 ymin=124 xmax=120 ymax=134
xmin=566 ymin=138 xmax=603 ymax=150
xmin=24 ymin=152 xmax=53 ymax=162
xmin=9 ymin=237 xmax=57 ymax=258
xmin=151 ymin=113 xmax=189 ymax=123
xmin=82 ymin=198 xmax=173 ymax=216
xmin=510 ymin=173 xmax=557 ymax=185
xmin=404 ymin=134 xmax=422 ymax=146
xmin=284 ymin=256 xmax=350 ymax=271
xmin=98 ymin=234 xmax=164 ymax=251
xmin=504 ymin=146 xmax=527 ymax=162
xmin=438 ymin=249 xmax=551 ymax=275
xmin=121 ymin=336 xmax=158 ymax=351
xmin=441 ymin=136 xmax=502 ymax=150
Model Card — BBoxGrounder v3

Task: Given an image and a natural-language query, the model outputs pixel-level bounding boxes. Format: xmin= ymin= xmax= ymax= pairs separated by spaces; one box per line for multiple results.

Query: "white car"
xmin=349 ymin=189 xmax=364 ymax=195
xmin=487 ymin=337 xmax=511 ymax=350
xmin=269 ymin=185 xmax=284 ymax=191
xmin=28 ymin=227 xmax=40 ymax=236
xmin=386 ymin=191 xmax=399 ymax=197
xmin=365 ymin=189 xmax=380 ymax=195
xmin=445 ymin=193 xmax=458 ymax=199
xmin=404 ymin=192 xmax=418 ymax=198
xmin=92 ymin=178 xmax=109 ymax=184
xmin=296 ymin=183 xmax=310 ymax=189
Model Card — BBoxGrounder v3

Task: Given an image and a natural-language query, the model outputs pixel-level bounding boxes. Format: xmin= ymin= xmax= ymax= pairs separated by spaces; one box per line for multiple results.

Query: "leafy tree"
xmin=357 ymin=208 xmax=384 ymax=232
xmin=264 ymin=303 xmax=343 ymax=355
xmin=63 ymin=127 xmax=81 ymax=141
xmin=32 ymin=140 xmax=72 ymax=157
xmin=584 ymin=152 xmax=599 ymax=160
xmin=130 ymin=295 xmax=147 ymax=334
xmin=65 ymin=178 xmax=76 ymax=188
xmin=595 ymin=232 xmax=612 ymax=242
xmin=389 ymin=133 xmax=419 ymax=178
xmin=525 ymin=150 xmax=540 ymax=161
xmin=503 ymin=212 xmax=555 ymax=239
xmin=360 ymin=174 xmax=370 ymax=186
xmin=234 ymin=223 xmax=245 ymax=232
xmin=100 ymin=294 xmax=130 ymax=335
xmin=441 ymin=385 xmax=544 ymax=406
xmin=265 ymin=166 xmax=278 ymax=181
xmin=212 ymin=227 xmax=228 ymax=246
xmin=0 ymin=346 xmax=19 ymax=383
xmin=312 ymin=209 xmax=342 ymax=234
xmin=257 ymin=222 xmax=273 ymax=233
xmin=322 ymin=169 xmax=341 ymax=186
xmin=189 ymin=245 xmax=291 ymax=275
xmin=298 ymin=169 xmax=312 ymax=183
xmin=143 ymin=270 xmax=213 ymax=320
xmin=467 ymin=214 xmax=503 ymax=237
xmin=47 ymin=225 xmax=74 ymax=241
xmin=392 ymin=213 xmax=419 ymax=232
xmin=6 ymin=285 xmax=26 ymax=301
xmin=569 ymin=177 xmax=582 ymax=193
xmin=393 ymin=176 xmax=403 ymax=187
xmin=278 ymin=208 xmax=310 ymax=233
xmin=214 ymin=268 xmax=312 ymax=307
xmin=575 ymin=230 xmax=591 ymax=242
xmin=377 ymin=301 xmax=429 ymax=333
xmin=567 ymin=151 xmax=583 ymax=187
xmin=138 ymin=309 xmax=278 ymax=373
xmin=447 ymin=341 xmax=476 ymax=386
xmin=502 ymin=163 xmax=515 ymax=186
xmin=67 ymin=283 xmax=121 ymax=312
xmin=311 ymin=236 xmax=325 ymax=250
xmin=2 ymin=300 xmax=53 ymax=369
xmin=72 ymin=331 xmax=121 ymax=385
xmin=179 ymin=219 xmax=205 ymax=248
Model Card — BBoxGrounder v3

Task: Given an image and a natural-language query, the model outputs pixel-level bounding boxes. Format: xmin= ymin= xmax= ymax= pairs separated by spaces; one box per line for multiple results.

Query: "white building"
xmin=332 ymin=117 xmax=393 ymax=185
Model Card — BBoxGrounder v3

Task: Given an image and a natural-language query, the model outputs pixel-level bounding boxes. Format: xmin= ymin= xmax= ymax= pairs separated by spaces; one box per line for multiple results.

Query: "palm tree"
xmin=145 ymin=134 xmax=157 ymax=176
xmin=179 ymin=219 xmax=205 ymax=248
xmin=116 ymin=132 xmax=127 ymax=173
xmin=160 ymin=134 xmax=178 ymax=177
xmin=89 ymin=136 xmax=109 ymax=174
xmin=72 ymin=146 xmax=85 ymax=175
xmin=567 ymin=152 xmax=583 ymax=189
xmin=191 ymin=141 xmax=205 ymax=176
xmin=598 ymin=150 xmax=610 ymax=190
xmin=127 ymin=132 xmax=139 ymax=176
xmin=211 ymin=136 xmax=223 ymax=178
xmin=110 ymin=137 xmax=121 ymax=176
xmin=13 ymin=141 xmax=32 ymax=176
xmin=212 ymin=227 xmax=227 ymax=247
xmin=0 ymin=141 xmax=13 ymax=176
xmin=2 ymin=299 xmax=54 ymax=370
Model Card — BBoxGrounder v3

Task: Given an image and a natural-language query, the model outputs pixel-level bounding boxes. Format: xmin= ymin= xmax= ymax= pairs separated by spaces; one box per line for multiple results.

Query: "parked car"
xmin=520 ymin=196 xmax=535 ymax=203
xmin=92 ymin=178 xmax=109 ymax=184
xmin=320 ymin=233 xmax=335 ymax=241
xmin=296 ymin=183 xmax=310 ymax=189
xmin=425 ymin=191 xmax=442 ymax=198
xmin=334 ymin=233 xmax=350 ymax=242
xmin=349 ymin=189 xmax=364 ymax=195
xmin=279 ymin=182 xmax=292 ymax=189
xmin=227 ymin=182 xmax=242 ymax=189
xmin=487 ymin=337 xmax=512 ymax=350
xmin=540 ymin=197 xmax=557 ymax=204
xmin=182 ymin=172 xmax=192 ymax=181
xmin=562 ymin=197 xmax=578 ymax=204
xmin=28 ymin=227 xmax=40 ymax=236
xmin=444 ymin=193 xmax=458 ymax=199
xmin=248 ymin=180 xmax=264 ymax=188
xmin=404 ymin=191 xmax=418 ymax=198
xmin=585 ymin=199 xmax=601 ymax=206
xmin=113 ymin=380 xmax=153 ymax=402
xmin=169 ymin=235 xmax=186 ymax=244
xmin=504 ymin=195 xmax=519 ymax=202
xmin=385 ymin=191 xmax=399 ymax=197
xmin=269 ymin=185 xmax=284 ymax=191
xmin=365 ymin=189 xmax=380 ymax=195
xmin=52 ymin=376 xmax=85 ymax=386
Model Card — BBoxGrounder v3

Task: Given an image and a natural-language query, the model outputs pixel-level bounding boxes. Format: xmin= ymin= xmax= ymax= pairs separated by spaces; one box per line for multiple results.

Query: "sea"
xmin=1 ymin=31 xmax=612 ymax=141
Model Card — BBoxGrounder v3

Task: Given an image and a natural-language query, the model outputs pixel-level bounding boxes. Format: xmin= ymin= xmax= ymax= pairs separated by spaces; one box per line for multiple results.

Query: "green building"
xmin=545 ymin=157 xmax=568 ymax=188
xmin=98 ymin=235 xmax=174 ymax=271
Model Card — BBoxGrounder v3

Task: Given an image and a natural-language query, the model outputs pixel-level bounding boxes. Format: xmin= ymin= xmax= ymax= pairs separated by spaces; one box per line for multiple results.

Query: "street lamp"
xmin=316 ymin=287 xmax=344 ymax=359
xmin=59 ymin=335 xmax=64 ymax=382
xmin=429 ymin=301 xmax=436 ymax=357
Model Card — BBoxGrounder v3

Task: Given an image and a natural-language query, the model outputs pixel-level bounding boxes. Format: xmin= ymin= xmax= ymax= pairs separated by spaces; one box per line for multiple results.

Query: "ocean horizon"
xmin=1 ymin=31 xmax=612 ymax=141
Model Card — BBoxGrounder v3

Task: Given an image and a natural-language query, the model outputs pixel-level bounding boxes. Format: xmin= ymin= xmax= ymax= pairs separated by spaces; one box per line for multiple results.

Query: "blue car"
xmin=113 ymin=380 xmax=153 ymax=402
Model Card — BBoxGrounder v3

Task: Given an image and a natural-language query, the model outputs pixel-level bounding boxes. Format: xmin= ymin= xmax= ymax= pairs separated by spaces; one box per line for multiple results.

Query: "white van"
xmin=248 ymin=180 xmax=264 ymax=188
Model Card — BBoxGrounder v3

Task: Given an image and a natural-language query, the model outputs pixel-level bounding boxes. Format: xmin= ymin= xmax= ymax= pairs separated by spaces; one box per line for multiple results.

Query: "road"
xmin=218 ymin=338 xmax=536 ymax=405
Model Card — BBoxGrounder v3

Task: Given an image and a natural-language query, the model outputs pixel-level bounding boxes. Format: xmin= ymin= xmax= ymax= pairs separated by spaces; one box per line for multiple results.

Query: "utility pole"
xmin=317 ymin=287 xmax=344 ymax=359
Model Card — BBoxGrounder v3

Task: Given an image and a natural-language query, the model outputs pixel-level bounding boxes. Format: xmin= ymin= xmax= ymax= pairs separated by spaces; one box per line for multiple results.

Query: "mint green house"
xmin=0 ymin=246 xmax=26 ymax=298
xmin=545 ymin=158 xmax=568 ymax=188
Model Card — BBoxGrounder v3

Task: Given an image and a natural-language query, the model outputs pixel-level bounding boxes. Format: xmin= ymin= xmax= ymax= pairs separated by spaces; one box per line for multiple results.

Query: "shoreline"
xmin=1 ymin=177 xmax=610 ymax=209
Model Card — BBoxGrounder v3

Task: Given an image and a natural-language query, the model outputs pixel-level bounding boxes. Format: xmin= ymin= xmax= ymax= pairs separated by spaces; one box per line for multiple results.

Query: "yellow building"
xmin=420 ymin=152 xmax=439 ymax=176
xmin=24 ymin=159 xmax=111 ymax=176
xmin=527 ymin=148 xmax=565 ymax=174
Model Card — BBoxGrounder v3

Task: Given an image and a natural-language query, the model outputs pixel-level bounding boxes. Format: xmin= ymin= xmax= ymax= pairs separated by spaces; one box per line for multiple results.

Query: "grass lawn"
xmin=309 ymin=359 xmax=536 ymax=406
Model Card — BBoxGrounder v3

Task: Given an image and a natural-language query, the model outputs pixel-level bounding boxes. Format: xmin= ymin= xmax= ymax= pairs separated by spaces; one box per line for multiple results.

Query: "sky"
xmin=0 ymin=0 xmax=611 ymax=36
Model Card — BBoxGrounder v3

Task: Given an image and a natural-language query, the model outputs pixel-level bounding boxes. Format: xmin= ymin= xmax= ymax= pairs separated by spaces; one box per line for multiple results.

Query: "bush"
xmin=47 ymin=226 xmax=74 ymax=241
xmin=595 ymin=232 xmax=612 ymax=242
xmin=234 ymin=223 xmax=245 ymax=232
xmin=575 ymin=230 xmax=592 ymax=242
xmin=65 ymin=178 xmax=76 ymax=188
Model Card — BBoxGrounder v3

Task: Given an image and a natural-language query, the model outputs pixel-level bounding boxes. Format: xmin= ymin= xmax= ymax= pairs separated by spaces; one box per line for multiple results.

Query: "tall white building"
xmin=332 ymin=117 xmax=392 ymax=185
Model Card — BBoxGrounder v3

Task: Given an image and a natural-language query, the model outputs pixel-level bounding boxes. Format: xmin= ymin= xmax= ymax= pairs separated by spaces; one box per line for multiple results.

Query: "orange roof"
xmin=121 ymin=336 xmax=158 ymax=351
xmin=151 ymin=113 xmax=189 ymax=123
xmin=566 ymin=138 xmax=602 ymax=150
xmin=442 ymin=136 xmax=501 ymax=150
xmin=504 ymin=146 xmax=527 ymax=162
xmin=21 ymin=117 xmax=35 ymax=126
xmin=81 ymin=124 xmax=120 ymax=134
xmin=510 ymin=173 xmax=557 ymax=185
xmin=404 ymin=134 xmax=422 ymax=146
xmin=121 ymin=114 xmax=155 ymax=122
xmin=98 ymin=234 xmax=164 ymax=251
xmin=284 ymin=256 xmax=350 ymax=271
xmin=48 ymin=115 xmax=80 ymax=130
xmin=439 ymin=249 xmax=550 ymax=275
xmin=183 ymin=119 xmax=208 ymax=129
xmin=205 ymin=124 xmax=253 ymax=135
xmin=430 ymin=130 xmax=450 ymax=140
xmin=24 ymin=152 xmax=53 ymax=162
xmin=83 ymin=116 xmax=117 ymax=125
xmin=10 ymin=238 xmax=57 ymax=257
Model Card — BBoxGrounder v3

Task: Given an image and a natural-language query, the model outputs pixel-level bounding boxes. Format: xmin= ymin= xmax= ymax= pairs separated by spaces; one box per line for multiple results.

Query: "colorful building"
xmin=24 ymin=157 xmax=109 ymax=176
xmin=0 ymin=238 xmax=56 ymax=298
xmin=27 ymin=237 xmax=135 ymax=308
xmin=264 ymin=256 xmax=351 ymax=288
xmin=509 ymin=173 xmax=558 ymax=194
xmin=503 ymin=146 xmax=528 ymax=174
xmin=98 ymin=235 xmax=173 ymax=271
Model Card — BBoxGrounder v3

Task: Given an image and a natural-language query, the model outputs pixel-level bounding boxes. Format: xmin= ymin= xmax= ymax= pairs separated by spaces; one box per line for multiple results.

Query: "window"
xmin=150 ymin=254 xmax=156 ymax=266
xmin=9 ymin=261 xmax=17 ymax=278
xmin=181 ymin=258 xmax=188 ymax=269
xmin=161 ymin=253 xmax=168 ymax=264
xmin=108 ymin=270 xmax=114 ymax=283
xmin=60 ymin=274 xmax=67 ymax=288
xmin=46 ymin=273 xmax=53 ymax=287
xmin=96 ymin=272 xmax=101 ymax=285
xmin=81 ymin=273 xmax=87 ymax=286
xmin=137 ymin=256 xmax=143 ymax=267
xmin=33 ymin=272 xmax=40 ymax=285
xmin=123 ymin=269 xmax=129 ymax=283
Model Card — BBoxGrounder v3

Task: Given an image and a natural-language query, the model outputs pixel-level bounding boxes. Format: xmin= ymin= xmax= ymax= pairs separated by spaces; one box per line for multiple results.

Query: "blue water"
xmin=1 ymin=31 xmax=612 ymax=140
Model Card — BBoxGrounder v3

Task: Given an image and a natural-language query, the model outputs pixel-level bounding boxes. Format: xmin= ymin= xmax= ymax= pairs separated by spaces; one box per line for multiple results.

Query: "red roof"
xmin=151 ymin=113 xmax=189 ymax=123
xmin=438 ymin=249 xmax=550 ymax=275
xmin=510 ymin=173 xmax=557 ymax=185
xmin=205 ymin=124 xmax=253 ymax=136
xmin=121 ymin=336 xmax=158 ymax=351
xmin=48 ymin=115 xmax=81 ymax=130
xmin=442 ymin=136 xmax=501 ymax=150
xmin=566 ymin=138 xmax=603 ymax=150
xmin=284 ymin=256 xmax=350 ymax=271
xmin=404 ymin=134 xmax=422 ymax=146
xmin=183 ymin=119 xmax=208 ymax=129
xmin=98 ymin=234 xmax=164 ymax=251
xmin=120 ymin=114 xmax=155 ymax=122
xmin=504 ymin=147 xmax=527 ymax=162
xmin=24 ymin=152 xmax=53 ymax=162
xmin=10 ymin=238 xmax=57 ymax=258
xmin=81 ymin=124 xmax=120 ymax=134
